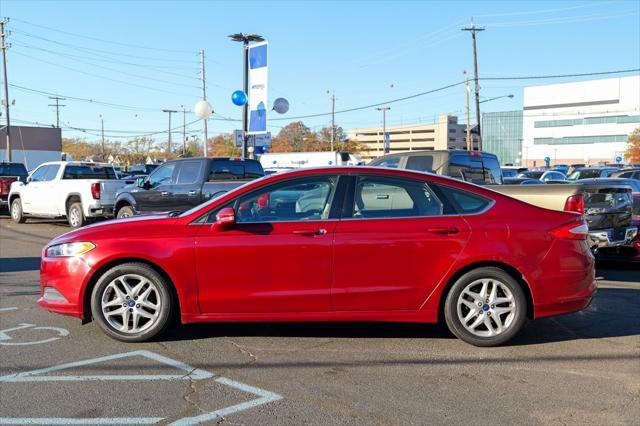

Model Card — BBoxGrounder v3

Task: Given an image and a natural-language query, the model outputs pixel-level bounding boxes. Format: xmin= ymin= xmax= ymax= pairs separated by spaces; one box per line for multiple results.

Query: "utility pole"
xmin=199 ymin=50 xmax=208 ymax=157
xmin=229 ymin=33 xmax=264 ymax=160
xmin=162 ymin=109 xmax=177 ymax=153
xmin=48 ymin=96 xmax=66 ymax=128
xmin=377 ymin=107 xmax=391 ymax=154
xmin=463 ymin=70 xmax=471 ymax=151
xmin=181 ymin=105 xmax=186 ymax=156
xmin=462 ymin=22 xmax=484 ymax=151
xmin=1 ymin=18 xmax=11 ymax=161
xmin=327 ymin=90 xmax=336 ymax=152
xmin=99 ymin=115 xmax=105 ymax=160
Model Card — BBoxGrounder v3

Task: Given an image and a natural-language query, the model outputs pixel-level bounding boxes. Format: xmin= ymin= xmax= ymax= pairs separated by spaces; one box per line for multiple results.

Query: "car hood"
xmin=48 ymin=214 xmax=178 ymax=246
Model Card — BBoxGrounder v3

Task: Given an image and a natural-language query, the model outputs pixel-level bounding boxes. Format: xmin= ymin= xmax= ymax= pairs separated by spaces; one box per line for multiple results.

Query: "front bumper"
xmin=588 ymin=226 xmax=638 ymax=249
xmin=38 ymin=255 xmax=93 ymax=319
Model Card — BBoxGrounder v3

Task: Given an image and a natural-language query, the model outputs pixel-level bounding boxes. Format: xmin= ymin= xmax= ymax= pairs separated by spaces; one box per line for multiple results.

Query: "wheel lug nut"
xmin=487 ymin=312 xmax=491 ymax=316
xmin=122 ymin=303 xmax=127 ymax=307
xmin=126 ymin=296 xmax=130 ymax=299
xmin=134 ymin=297 xmax=138 ymax=300
xmin=129 ymin=308 xmax=133 ymax=312
xmin=477 ymin=302 xmax=482 ymax=307
xmin=136 ymin=304 xmax=140 ymax=308
xmin=491 ymin=304 xmax=495 ymax=309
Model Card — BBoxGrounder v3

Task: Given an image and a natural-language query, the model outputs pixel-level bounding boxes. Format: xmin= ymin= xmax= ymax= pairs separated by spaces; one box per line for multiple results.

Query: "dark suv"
xmin=368 ymin=150 xmax=503 ymax=184
xmin=114 ymin=157 xmax=264 ymax=217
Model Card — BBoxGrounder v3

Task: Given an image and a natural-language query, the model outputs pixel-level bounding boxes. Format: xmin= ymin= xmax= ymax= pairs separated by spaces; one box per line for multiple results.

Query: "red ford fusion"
xmin=38 ymin=167 xmax=596 ymax=346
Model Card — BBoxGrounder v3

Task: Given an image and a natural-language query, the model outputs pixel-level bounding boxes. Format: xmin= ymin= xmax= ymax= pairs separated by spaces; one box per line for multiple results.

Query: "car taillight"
xmin=564 ymin=194 xmax=584 ymax=214
xmin=91 ymin=182 xmax=101 ymax=200
xmin=550 ymin=220 xmax=589 ymax=240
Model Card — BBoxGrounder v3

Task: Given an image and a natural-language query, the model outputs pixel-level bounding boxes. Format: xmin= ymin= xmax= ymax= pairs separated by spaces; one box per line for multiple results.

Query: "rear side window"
xmin=434 ymin=184 xmax=492 ymax=214
xmin=405 ymin=155 xmax=434 ymax=172
xmin=351 ymin=175 xmax=443 ymax=219
xmin=63 ymin=165 xmax=116 ymax=180
xmin=176 ymin=161 xmax=202 ymax=184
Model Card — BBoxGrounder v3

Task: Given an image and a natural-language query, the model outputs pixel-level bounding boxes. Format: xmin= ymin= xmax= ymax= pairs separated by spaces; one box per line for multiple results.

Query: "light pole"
xmin=229 ymin=33 xmax=264 ymax=160
xmin=181 ymin=105 xmax=186 ymax=156
xmin=326 ymin=90 xmax=336 ymax=152
xmin=376 ymin=107 xmax=391 ymax=154
xmin=162 ymin=109 xmax=177 ymax=153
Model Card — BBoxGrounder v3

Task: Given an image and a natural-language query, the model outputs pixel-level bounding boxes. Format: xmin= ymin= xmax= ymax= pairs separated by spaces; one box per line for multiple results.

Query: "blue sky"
xmin=1 ymin=0 xmax=639 ymax=143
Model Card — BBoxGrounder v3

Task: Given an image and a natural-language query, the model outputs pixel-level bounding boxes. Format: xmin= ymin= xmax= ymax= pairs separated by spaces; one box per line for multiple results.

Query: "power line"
xmin=482 ymin=68 xmax=640 ymax=80
xmin=47 ymin=96 xmax=66 ymax=128
xmin=10 ymin=28 xmax=198 ymax=63
xmin=11 ymin=17 xmax=195 ymax=54
xmin=483 ymin=10 xmax=639 ymax=28
xmin=474 ymin=1 xmax=623 ymax=18
xmin=12 ymin=51 xmax=199 ymax=98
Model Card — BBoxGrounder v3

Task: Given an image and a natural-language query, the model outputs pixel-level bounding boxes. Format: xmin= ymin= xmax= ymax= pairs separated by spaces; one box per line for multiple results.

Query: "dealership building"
xmin=0 ymin=126 xmax=62 ymax=170
xmin=349 ymin=114 xmax=479 ymax=162
xmin=521 ymin=76 xmax=639 ymax=166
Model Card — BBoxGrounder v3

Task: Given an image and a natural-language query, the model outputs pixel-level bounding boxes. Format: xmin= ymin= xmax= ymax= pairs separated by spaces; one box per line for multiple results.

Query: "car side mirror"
xmin=26 ymin=176 xmax=31 ymax=183
xmin=212 ymin=207 xmax=236 ymax=230
xmin=136 ymin=177 xmax=147 ymax=188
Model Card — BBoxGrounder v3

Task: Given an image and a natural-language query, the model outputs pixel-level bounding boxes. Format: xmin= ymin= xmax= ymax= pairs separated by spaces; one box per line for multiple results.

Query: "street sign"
xmin=615 ymin=155 xmax=623 ymax=163
xmin=544 ymin=156 xmax=551 ymax=165
xmin=234 ymin=130 xmax=244 ymax=147
xmin=248 ymin=132 xmax=272 ymax=147
xmin=384 ymin=132 xmax=390 ymax=154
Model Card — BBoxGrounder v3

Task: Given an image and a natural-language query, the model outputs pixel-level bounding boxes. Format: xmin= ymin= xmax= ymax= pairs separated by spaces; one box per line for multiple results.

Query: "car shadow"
xmin=596 ymin=265 xmax=640 ymax=284
xmin=159 ymin=287 xmax=639 ymax=346
xmin=0 ymin=257 xmax=41 ymax=273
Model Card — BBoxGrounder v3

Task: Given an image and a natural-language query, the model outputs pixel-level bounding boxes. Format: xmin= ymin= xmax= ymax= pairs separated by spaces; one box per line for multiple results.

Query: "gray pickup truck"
xmin=114 ymin=157 xmax=264 ymax=218
xmin=369 ymin=150 xmax=637 ymax=250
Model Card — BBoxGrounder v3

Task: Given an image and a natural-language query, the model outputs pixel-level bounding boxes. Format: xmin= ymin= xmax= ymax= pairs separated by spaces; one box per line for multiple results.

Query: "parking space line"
xmin=0 ymin=307 xmax=18 ymax=312
xmin=0 ymin=417 xmax=164 ymax=425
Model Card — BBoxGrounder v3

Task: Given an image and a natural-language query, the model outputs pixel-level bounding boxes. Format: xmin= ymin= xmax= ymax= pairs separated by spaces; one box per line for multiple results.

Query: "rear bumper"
xmin=87 ymin=204 xmax=114 ymax=217
xmin=588 ymin=226 xmax=637 ymax=249
xmin=0 ymin=196 xmax=7 ymax=207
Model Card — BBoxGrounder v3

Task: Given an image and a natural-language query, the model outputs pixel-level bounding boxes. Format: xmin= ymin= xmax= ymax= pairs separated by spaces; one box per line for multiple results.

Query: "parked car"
xmin=39 ymin=166 xmax=595 ymax=346
xmin=612 ymin=168 xmax=640 ymax=179
xmin=577 ymin=179 xmax=638 ymax=251
xmin=128 ymin=164 xmax=159 ymax=175
xmin=0 ymin=162 xmax=28 ymax=209
xmin=552 ymin=164 xmax=570 ymax=174
xmin=9 ymin=161 xmax=126 ymax=228
xmin=500 ymin=166 xmax=528 ymax=178
xmin=114 ymin=157 xmax=264 ymax=218
xmin=502 ymin=178 xmax=544 ymax=185
xmin=517 ymin=170 xmax=567 ymax=183
xmin=567 ymin=167 xmax=618 ymax=180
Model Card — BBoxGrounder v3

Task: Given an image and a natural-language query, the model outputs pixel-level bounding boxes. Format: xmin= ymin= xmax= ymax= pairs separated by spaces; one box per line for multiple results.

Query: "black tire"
xmin=67 ymin=202 xmax=85 ymax=228
xmin=444 ymin=267 xmax=527 ymax=347
xmin=90 ymin=262 xmax=173 ymax=343
xmin=10 ymin=198 xmax=26 ymax=223
xmin=116 ymin=205 xmax=135 ymax=219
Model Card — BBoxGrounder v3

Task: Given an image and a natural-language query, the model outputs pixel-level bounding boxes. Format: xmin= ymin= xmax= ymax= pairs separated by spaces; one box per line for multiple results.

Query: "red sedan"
xmin=38 ymin=167 xmax=596 ymax=346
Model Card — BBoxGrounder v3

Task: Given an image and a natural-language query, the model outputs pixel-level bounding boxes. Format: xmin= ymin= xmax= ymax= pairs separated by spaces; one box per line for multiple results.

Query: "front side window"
xmin=235 ymin=176 xmax=338 ymax=223
xmin=44 ymin=165 xmax=60 ymax=181
xmin=176 ymin=161 xmax=202 ymax=184
xmin=405 ymin=155 xmax=434 ymax=172
xmin=29 ymin=166 xmax=49 ymax=182
xmin=148 ymin=163 xmax=176 ymax=187
xmin=351 ymin=176 xmax=443 ymax=219
xmin=371 ymin=157 xmax=401 ymax=169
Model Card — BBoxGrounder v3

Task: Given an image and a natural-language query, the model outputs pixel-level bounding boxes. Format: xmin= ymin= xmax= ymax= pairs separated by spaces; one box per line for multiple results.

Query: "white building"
xmin=522 ymin=76 xmax=640 ymax=166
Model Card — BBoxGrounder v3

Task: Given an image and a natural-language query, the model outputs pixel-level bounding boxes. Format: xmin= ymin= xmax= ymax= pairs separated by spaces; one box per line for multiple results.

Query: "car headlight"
xmin=46 ymin=242 xmax=96 ymax=257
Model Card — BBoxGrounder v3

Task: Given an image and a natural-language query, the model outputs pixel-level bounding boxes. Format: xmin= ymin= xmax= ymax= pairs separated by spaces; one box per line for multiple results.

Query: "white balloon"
xmin=194 ymin=100 xmax=213 ymax=119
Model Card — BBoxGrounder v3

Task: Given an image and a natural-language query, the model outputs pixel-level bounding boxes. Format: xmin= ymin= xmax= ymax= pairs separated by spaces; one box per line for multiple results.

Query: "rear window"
xmin=434 ymin=184 xmax=492 ymax=214
xmin=63 ymin=165 xmax=117 ymax=180
xmin=371 ymin=157 xmax=401 ymax=168
xmin=176 ymin=161 xmax=202 ymax=184
xmin=209 ymin=160 xmax=264 ymax=181
xmin=568 ymin=169 xmax=603 ymax=180
xmin=0 ymin=163 xmax=27 ymax=177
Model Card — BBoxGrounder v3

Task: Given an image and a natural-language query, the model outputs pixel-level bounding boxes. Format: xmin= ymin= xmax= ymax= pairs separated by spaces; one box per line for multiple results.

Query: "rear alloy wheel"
xmin=67 ymin=202 xmax=85 ymax=228
xmin=10 ymin=198 xmax=26 ymax=223
xmin=91 ymin=263 xmax=173 ymax=342
xmin=116 ymin=205 xmax=135 ymax=219
xmin=445 ymin=267 xmax=526 ymax=347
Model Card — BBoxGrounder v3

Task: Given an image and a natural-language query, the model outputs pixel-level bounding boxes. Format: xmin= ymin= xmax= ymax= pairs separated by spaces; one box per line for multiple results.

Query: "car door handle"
xmin=426 ymin=227 xmax=460 ymax=235
xmin=188 ymin=190 xmax=198 ymax=196
xmin=160 ymin=191 xmax=169 ymax=196
xmin=292 ymin=228 xmax=327 ymax=236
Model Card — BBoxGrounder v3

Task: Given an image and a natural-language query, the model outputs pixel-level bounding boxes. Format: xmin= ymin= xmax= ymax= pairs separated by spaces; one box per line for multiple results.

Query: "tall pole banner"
xmin=248 ymin=41 xmax=268 ymax=134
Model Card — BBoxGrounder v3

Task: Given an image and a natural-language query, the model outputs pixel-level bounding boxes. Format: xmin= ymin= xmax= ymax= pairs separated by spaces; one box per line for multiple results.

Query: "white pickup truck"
xmin=8 ymin=161 xmax=127 ymax=228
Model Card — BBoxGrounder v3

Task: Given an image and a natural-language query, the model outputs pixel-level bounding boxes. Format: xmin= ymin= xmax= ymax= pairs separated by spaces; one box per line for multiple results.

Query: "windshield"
xmin=567 ymin=169 xmax=603 ymax=180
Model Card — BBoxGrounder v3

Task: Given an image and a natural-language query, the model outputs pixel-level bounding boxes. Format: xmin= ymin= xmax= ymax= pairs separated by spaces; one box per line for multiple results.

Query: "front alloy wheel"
xmin=445 ymin=267 xmax=526 ymax=347
xmin=91 ymin=263 xmax=173 ymax=342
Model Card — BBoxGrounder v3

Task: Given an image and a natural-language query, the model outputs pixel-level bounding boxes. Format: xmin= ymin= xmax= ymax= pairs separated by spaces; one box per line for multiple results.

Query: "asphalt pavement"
xmin=0 ymin=216 xmax=639 ymax=425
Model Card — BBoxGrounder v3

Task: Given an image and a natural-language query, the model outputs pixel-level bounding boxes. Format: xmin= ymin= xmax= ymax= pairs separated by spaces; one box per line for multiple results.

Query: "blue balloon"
xmin=231 ymin=90 xmax=247 ymax=106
